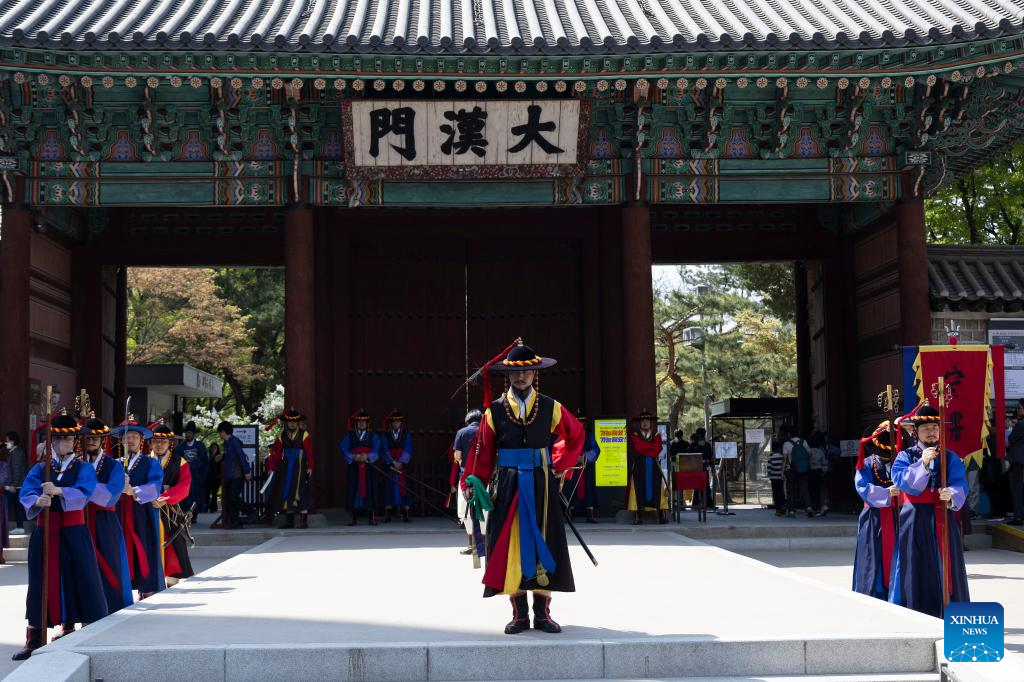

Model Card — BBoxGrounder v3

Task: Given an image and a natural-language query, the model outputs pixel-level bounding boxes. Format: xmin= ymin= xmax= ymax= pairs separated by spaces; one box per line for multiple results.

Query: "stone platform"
xmin=24 ymin=531 xmax=946 ymax=681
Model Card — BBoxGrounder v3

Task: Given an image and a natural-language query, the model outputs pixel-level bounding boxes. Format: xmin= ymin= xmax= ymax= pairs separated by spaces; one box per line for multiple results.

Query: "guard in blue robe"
xmin=341 ymin=409 xmax=379 ymax=525
xmin=13 ymin=414 xmax=108 ymax=660
xmin=113 ymin=419 xmax=166 ymax=598
xmin=889 ymin=405 xmax=970 ymax=618
xmin=81 ymin=417 xmax=134 ymax=615
xmin=852 ymin=425 xmax=899 ymax=600
xmin=380 ymin=410 xmax=413 ymax=522
xmin=565 ymin=410 xmax=601 ymax=523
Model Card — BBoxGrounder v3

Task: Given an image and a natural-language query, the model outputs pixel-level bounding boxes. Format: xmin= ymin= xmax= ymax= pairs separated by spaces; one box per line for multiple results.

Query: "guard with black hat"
xmin=113 ymin=417 xmax=166 ymax=599
xmin=888 ymin=403 xmax=970 ymax=616
xmin=380 ymin=409 xmax=414 ymax=523
xmin=174 ymin=420 xmax=209 ymax=520
xmin=81 ymin=415 xmax=134 ymax=614
xmin=626 ymin=409 xmax=669 ymax=524
xmin=341 ymin=409 xmax=380 ymax=526
xmin=266 ymin=407 xmax=315 ymax=528
xmin=13 ymin=412 xmax=108 ymax=660
xmin=151 ymin=423 xmax=194 ymax=585
xmin=852 ymin=423 xmax=899 ymax=601
xmin=461 ymin=340 xmax=584 ymax=635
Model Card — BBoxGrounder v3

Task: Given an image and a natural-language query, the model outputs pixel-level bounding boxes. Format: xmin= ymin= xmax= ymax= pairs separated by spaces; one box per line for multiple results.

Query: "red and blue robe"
xmin=627 ymin=431 xmax=668 ymax=511
xmin=267 ymin=430 xmax=314 ymax=514
xmin=159 ymin=454 xmax=194 ymax=580
xmin=852 ymin=454 xmax=898 ymax=600
xmin=463 ymin=389 xmax=583 ymax=596
xmin=117 ymin=452 xmax=165 ymax=595
xmin=889 ymin=444 xmax=970 ymax=617
xmin=381 ymin=428 xmax=413 ymax=508
xmin=20 ymin=456 xmax=109 ymax=628
xmin=566 ymin=430 xmax=601 ymax=512
xmin=86 ymin=452 xmax=134 ymax=613
xmin=341 ymin=430 xmax=379 ymax=511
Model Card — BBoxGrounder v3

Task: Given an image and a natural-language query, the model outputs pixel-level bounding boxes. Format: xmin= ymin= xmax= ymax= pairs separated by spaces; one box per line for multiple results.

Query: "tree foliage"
xmin=926 ymin=142 xmax=1024 ymax=245
xmin=721 ymin=262 xmax=795 ymax=321
xmin=655 ymin=266 xmax=797 ymax=437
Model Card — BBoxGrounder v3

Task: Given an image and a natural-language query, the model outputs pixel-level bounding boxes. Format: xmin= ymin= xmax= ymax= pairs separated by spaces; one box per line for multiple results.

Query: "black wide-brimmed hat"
xmin=150 ymin=423 xmax=177 ymax=441
xmin=281 ymin=408 xmax=305 ymax=423
xmin=349 ymin=408 xmax=371 ymax=430
xmin=632 ymin=409 xmax=656 ymax=423
xmin=488 ymin=343 xmax=557 ymax=372
xmin=80 ymin=417 xmax=110 ymax=437
xmin=910 ymin=404 xmax=942 ymax=427
xmin=50 ymin=413 xmax=81 ymax=436
xmin=856 ymin=422 xmax=895 ymax=469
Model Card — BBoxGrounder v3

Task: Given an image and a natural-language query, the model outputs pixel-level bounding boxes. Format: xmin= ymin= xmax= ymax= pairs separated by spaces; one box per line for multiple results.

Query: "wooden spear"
xmin=39 ymin=385 xmax=54 ymax=644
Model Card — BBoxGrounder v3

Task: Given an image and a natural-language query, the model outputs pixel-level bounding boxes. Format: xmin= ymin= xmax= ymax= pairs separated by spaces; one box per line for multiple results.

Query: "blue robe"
xmin=20 ymin=457 xmax=109 ymax=627
xmin=341 ymin=431 xmax=379 ymax=511
xmin=566 ymin=432 xmax=601 ymax=511
xmin=852 ymin=455 xmax=897 ymax=600
xmin=117 ymin=453 xmax=165 ymax=595
xmin=889 ymin=444 xmax=970 ymax=617
xmin=380 ymin=429 xmax=413 ymax=508
xmin=87 ymin=453 xmax=134 ymax=612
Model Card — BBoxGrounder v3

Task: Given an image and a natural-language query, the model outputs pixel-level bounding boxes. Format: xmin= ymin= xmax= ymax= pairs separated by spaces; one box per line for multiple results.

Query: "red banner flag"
xmin=914 ymin=345 xmax=993 ymax=468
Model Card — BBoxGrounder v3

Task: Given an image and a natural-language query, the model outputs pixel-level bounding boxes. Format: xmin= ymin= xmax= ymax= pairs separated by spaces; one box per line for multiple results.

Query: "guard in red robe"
xmin=626 ymin=410 xmax=669 ymax=524
xmin=150 ymin=424 xmax=194 ymax=585
xmin=380 ymin=409 xmax=413 ymax=523
xmin=341 ymin=409 xmax=379 ymax=526
xmin=852 ymin=424 xmax=899 ymax=600
xmin=114 ymin=418 xmax=164 ymax=599
xmin=462 ymin=342 xmax=584 ymax=634
xmin=266 ymin=408 xmax=315 ymax=528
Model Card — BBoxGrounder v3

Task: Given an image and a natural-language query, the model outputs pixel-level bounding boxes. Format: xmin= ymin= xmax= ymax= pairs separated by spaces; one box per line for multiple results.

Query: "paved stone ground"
xmin=735 ymin=547 xmax=1024 ymax=656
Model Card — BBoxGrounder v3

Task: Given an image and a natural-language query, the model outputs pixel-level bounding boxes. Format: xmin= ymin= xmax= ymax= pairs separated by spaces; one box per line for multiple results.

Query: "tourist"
xmin=807 ymin=431 xmax=828 ymax=516
xmin=565 ymin=409 xmax=601 ymax=523
xmin=4 ymin=431 xmax=27 ymax=535
xmin=206 ymin=442 xmax=222 ymax=513
xmin=218 ymin=421 xmax=252 ymax=530
xmin=889 ymin=405 xmax=969 ymax=617
xmin=452 ymin=409 xmax=482 ymax=554
xmin=81 ymin=416 xmax=133 ymax=614
xmin=1007 ymin=399 xmax=1024 ymax=526
xmin=380 ymin=409 xmax=413 ymax=523
xmin=151 ymin=423 xmax=194 ymax=586
xmin=0 ymin=451 xmax=8 ymax=564
xmin=13 ymin=413 xmax=108 ymax=660
xmin=341 ymin=409 xmax=379 ymax=526
xmin=461 ymin=341 xmax=584 ymax=634
xmin=174 ymin=421 xmax=208 ymax=519
xmin=766 ymin=438 xmax=786 ymax=516
xmin=852 ymin=425 xmax=899 ymax=600
xmin=690 ymin=428 xmax=716 ymax=510
xmin=627 ymin=409 xmax=669 ymax=524
xmin=266 ymin=407 xmax=314 ymax=528
xmin=114 ymin=417 xmax=165 ymax=599
xmin=782 ymin=428 xmax=812 ymax=517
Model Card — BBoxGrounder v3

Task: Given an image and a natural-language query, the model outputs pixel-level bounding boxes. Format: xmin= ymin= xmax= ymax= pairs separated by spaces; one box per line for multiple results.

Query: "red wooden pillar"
xmin=895 ymin=194 xmax=931 ymax=346
xmin=114 ymin=265 xmax=128 ymax=420
xmin=0 ymin=198 xmax=32 ymax=442
xmin=794 ymin=260 xmax=813 ymax=435
xmin=621 ymin=203 xmax=656 ymax=417
xmin=284 ymin=205 xmax=316 ymax=419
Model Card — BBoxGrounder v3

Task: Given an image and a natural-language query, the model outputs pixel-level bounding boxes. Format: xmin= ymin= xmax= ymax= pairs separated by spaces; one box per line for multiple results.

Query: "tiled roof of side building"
xmin=0 ymin=0 xmax=1021 ymax=54
xmin=928 ymin=245 xmax=1024 ymax=311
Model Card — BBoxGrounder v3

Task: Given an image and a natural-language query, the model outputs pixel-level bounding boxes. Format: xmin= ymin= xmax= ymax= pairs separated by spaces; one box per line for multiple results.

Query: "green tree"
xmin=926 ymin=142 xmax=1024 ymax=245
xmin=721 ymin=262 xmax=795 ymax=321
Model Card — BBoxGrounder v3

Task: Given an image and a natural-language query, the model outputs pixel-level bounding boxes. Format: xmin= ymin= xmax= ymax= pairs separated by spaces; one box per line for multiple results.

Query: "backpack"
xmin=789 ymin=439 xmax=810 ymax=474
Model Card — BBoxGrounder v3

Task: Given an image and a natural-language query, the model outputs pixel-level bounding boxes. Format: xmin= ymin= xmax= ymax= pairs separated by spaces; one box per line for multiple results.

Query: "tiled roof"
xmin=929 ymin=245 xmax=1024 ymax=311
xmin=0 ymin=0 xmax=1021 ymax=54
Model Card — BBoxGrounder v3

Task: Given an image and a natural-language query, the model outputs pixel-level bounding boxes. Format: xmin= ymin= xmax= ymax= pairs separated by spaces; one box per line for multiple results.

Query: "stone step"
xmin=447 ymin=676 xmax=941 ymax=682
xmin=988 ymin=522 xmax=1024 ymax=553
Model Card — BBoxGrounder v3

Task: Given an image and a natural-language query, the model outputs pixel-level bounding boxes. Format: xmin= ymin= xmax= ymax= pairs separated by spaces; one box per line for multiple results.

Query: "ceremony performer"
xmin=151 ymin=424 xmax=194 ymax=585
xmin=266 ymin=408 xmax=314 ymax=528
xmin=626 ymin=409 xmax=669 ymax=524
xmin=114 ymin=417 xmax=165 ymax=599
xmin=852 ymin=424 xmax=899 ymax=600
xmin=81 ymin=416 xmax=133 ymax=614
xmin=565 ymin=409 xmax=601 ymax=523
xmin=13 ymin=413 xmax=107 ymax=660
xmin=341 ymin=409 xmax=379 ymax=526
xmin=380 ymin=410 xmax=413 ymax=523
xmin=462 ymin=341 xmax=584 ymax=635
xmin=889 ymin=405 xmax=970 ymax=617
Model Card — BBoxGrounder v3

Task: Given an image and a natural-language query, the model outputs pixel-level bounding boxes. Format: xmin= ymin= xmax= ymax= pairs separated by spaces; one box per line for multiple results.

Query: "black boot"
xmin=384 ymin=508 xmax=393 ymax=523
xmin=632 ymin=511 xmax=642 ymax=525
xmin=347 ymin=512 xmax=358 ymax=526
xmin=504 ymin=593 xmax=530 ymax=634
xmin=586 ymin=508 xmax=597 ymax=524
xmin=284 ymin=513 xmax=295 ymax=529
xmin=298 ymin=512 xmax=308 ymax=529
xmin=12 ymin=627 xmax=43 ymax=660
xmin=659 ymin=510 xmax=669 ymax=524
xmin=532 ymin=593 xmax=562 ymax=633
xmin=402 ymin=507 xmax=411 ymax=523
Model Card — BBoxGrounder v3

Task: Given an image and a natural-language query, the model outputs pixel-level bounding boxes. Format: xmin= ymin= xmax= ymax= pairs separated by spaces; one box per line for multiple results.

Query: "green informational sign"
xmin=594 ymin=419 xmax=628 ymax=487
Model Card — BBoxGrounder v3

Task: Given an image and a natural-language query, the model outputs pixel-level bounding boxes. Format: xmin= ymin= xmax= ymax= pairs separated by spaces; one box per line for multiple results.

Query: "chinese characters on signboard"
xmin=594 ymin=419 xmax=628 ymax=487
xmin=345 ymin=100 xmax=583 ymax=178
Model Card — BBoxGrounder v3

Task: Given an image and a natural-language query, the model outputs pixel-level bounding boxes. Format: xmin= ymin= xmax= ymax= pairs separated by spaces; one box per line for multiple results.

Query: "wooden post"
xmin=794 ymin=261 xmax=812 ymax=435
xmin=284 ymin=205 xmax=316 ymax=424
xmin=896 ymin=177 xmax=931 ymax=346
xmin=0 ymin=194 xmax=32 ymax=443
xmin=621 ymin=203 xmax=657 ymax=417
